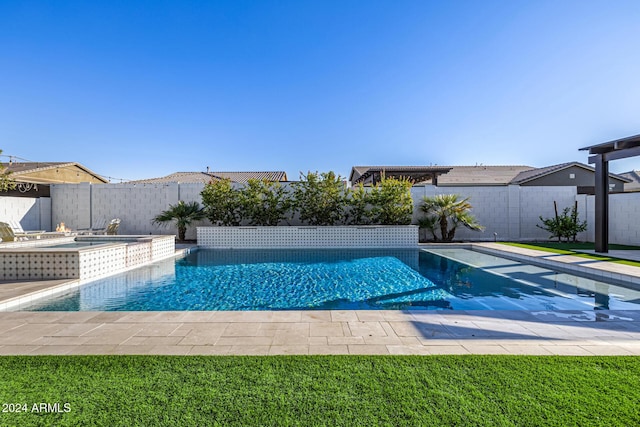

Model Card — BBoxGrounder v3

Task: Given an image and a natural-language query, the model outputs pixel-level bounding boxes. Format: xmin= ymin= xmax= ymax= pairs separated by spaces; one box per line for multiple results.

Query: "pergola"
xmin=351 ymin=166 xmax=453 ymax=186
xmin=579 ymin=134 xmax=640 ymax=253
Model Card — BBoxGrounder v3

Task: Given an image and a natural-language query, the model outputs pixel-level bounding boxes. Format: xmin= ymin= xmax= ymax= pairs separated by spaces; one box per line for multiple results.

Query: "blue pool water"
xmin=22 ymin=248 xmax=640 ymax=311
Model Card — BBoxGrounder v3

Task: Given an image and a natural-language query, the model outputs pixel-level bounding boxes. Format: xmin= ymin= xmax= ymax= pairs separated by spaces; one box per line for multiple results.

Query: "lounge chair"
xmin=86 ymin=218 xmax=121 ymax=235
xmin=0 ymin=221 xmax=44 ymax=241
xmin=78 ymin=218 xmax=107 ymax=235
xmin=8 ymin=220 xmax=45 ymax=235
xmin=104 ymin=218 xmax=121 ymax=235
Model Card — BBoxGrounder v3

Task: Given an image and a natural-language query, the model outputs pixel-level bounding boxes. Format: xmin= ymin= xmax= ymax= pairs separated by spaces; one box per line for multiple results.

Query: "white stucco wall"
xmin=48 ymin=182 xmax=600 ymax=243
xmin=50 ymin=182 xmax=91 ymax=230
xmin=411 ymin=185 xmax=582 ymax=241
xmin=0 ymin=196 xmax=51 ymax=231
xmin=585 ymin=192 xmax=640 ymax=246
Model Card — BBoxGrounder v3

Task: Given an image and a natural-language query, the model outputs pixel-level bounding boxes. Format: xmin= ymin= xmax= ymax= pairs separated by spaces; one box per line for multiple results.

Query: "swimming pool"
xmin=18 ymin=248 xmax=640 ymax=311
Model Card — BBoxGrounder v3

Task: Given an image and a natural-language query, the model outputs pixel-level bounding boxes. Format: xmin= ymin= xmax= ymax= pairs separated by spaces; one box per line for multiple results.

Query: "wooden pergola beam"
xmin=580 ymin=134 xmax=640 ymax=253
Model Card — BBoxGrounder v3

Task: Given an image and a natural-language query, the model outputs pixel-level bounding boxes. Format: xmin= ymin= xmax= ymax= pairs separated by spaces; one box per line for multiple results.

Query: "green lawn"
xmin=500 ymin=242 xmax=640 ymax=268
xmin=1 ymin=355 xmax=639 ymax=426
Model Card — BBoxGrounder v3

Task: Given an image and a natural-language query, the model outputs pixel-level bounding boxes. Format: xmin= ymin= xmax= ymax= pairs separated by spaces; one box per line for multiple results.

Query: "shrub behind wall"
xmin=200 ymin=172 xmax=414 ymax=226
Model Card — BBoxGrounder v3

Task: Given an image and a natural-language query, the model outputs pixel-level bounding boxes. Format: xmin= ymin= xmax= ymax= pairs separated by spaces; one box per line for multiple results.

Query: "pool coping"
xmin=466 ymin=242 xmax=640 ymax=290
xmin=1 ymin=243 xmax=640 ymax=355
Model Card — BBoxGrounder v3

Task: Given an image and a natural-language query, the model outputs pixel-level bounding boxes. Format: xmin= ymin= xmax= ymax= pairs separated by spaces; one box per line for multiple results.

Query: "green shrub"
xmin=0 ymin=149 xmax=16 ymax=192
xmin=345 ymin=183 xmax=372 ymax=225
xmin=200 ymin=178 xmax=243 ymax=226
xmin=240 ymin=179 xmax=292 ymax=226
xmin=293 ymin=171 xmax=347 ymax=226
xmin=537 ymin=203 xmax=587 ymax=243
xmin=368 ymin=176 xmax=414 ymax=225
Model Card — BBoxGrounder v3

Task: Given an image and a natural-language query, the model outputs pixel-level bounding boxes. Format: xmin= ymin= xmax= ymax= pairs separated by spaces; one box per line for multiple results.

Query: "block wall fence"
xmin=0 ymin=196 xmax=51 ymax=231
xmin=44 ymin=182 xmax=639 ymax=245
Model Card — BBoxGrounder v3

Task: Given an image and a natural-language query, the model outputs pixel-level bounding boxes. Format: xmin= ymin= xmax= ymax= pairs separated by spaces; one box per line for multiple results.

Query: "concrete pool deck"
xmin=1 ymin=242 xmax=640 ymax=356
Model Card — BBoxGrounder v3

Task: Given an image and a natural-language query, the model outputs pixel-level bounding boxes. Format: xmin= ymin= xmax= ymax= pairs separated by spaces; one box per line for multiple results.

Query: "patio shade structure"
xmin=351 ymin=166 xmax=453 ymax=186
xmin=580 ymin=134 xmax=640 ymax=253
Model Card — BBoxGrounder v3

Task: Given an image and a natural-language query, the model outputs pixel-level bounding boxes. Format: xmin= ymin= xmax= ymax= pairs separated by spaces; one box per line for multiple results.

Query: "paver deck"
xmin=1 ymin=309 xmax=640 ymax=355
xmin=1 ymin=243 xmax=640 ymax=355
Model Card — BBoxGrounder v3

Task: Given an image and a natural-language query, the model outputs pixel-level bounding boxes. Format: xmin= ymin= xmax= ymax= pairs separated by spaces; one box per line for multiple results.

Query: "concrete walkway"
xmin=1 ymin=243 xmax=640 ymax=356
xmin=1 ymin=309 xmax=640 ymax=355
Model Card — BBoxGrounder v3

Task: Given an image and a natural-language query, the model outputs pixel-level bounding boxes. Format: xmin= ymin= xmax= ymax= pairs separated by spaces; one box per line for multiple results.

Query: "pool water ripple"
xmin=21 ymin=248 xmax=640 ymax=311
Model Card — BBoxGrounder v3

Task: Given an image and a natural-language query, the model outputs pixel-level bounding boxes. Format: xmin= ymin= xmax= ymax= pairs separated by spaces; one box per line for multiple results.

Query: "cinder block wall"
xmin=49 ymin=182 xmax=604 ymax=242
xmin=410 ymin=185 xmax=582 ymax=241
xmin=50 ymin=182 xmax=91 ymax=230
xmin=91 ymin=183 xmax=180 ymax=236
xmin=585 ymin=192 xmax=640 ymax=246
xmin=0 ymin=196 xmax=51 ymax=231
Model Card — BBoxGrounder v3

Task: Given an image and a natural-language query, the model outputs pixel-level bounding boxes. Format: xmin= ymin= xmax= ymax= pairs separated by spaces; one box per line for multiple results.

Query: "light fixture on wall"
xmin=17 ymin=182 xmax=38 ymax=193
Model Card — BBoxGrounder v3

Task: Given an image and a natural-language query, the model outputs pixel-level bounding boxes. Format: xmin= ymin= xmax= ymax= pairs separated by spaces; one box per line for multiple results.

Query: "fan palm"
xmin=152 ymin=201 xmax=205 ymax=241
xmin=420 ymin=194 xmax=484 ymax=242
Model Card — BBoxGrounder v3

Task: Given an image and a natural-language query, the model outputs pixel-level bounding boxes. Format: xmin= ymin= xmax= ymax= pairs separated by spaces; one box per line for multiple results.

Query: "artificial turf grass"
xmin=499 ymin=242 xmax=640 ymax=268
xmin=1 ymin=356 xmax=639 ymax=427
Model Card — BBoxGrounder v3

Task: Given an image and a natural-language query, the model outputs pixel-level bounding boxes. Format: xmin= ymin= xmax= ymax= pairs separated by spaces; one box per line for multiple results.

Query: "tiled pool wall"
xmin=56 ymin=259 xmax=178 ymax=311
xmin=0 ymin=235 xmax=175 ymax=281
xmin=197 ymin=226 xmax=419 ymax=249
xmin=193 ymin=248 xmax=421 ymax=271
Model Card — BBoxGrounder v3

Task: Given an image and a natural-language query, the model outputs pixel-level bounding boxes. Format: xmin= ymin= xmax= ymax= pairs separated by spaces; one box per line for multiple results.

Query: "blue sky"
xmin=1 ymin=1 xmax=639 ymax=182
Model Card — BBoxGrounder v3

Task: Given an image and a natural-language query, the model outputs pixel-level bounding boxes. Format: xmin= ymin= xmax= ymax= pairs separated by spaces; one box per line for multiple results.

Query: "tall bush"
xmin=241 ymin=179 xmax=292 ymax=226
xmin=346 ymin=183 xmax=372 ymax=225
xmin=200 ymin=178 xmax=243 ymax=226
xmin=0 ymin=149 xmax=16 ymax=192
xmin=292 ymin=171 xmax=346 ymax=226
xmin=368 ymin=176 xmax=414 ymax=225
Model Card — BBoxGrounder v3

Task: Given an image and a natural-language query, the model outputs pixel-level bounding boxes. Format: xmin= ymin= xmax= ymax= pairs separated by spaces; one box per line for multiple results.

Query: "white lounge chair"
xmin=8 ymin=220 xmax=45 ymax=235
xmin=78 ymin=218 xmax=107 ymax=235
xmin=0 ymin=221 xmax=44 ymax=241
xmin=80 ymin=218 xmax=121 ymax=235
xmin=102 ymin=218 xmax=121 ymax=235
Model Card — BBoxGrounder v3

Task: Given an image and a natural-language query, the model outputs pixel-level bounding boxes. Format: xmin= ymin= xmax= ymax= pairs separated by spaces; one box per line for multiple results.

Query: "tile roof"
xmin=509 ymin=162 xmax=577 ymax=184
xmin=351 ymin=163 xmax=632 ymax=186
xmin=510 ymin=162 xmax=630 ymax=184
xmin=213 ymin=171 xmax=288 ymax=184
xmin=430 ymin=165 xmax=535 ymax=185
xmin=129 ymin=171 xmax=288 ymax=184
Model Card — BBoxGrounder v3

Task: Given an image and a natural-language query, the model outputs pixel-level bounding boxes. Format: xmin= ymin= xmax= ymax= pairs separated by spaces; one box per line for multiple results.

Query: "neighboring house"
xmin=0 ymin=162 xmax=108 ymax=197
xmin=349 ymin=162 xmax=629 ymax=193
xmin=129 ymin=170 xmax=288 ymax=185
xmin=429 ymin=165 xmax=534 ymax=186
xmin=619 ymin=170 xmax=640 ymax=192
xmin=508 ymin=162 xmax=628 ymax=193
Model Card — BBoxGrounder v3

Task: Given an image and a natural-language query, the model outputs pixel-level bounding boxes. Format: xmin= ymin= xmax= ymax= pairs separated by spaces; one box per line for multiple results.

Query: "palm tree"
xmin=152 ymin=201 xmax=205 ymax=241
xmin=419 ymin=194 xmax=484 ymax=242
